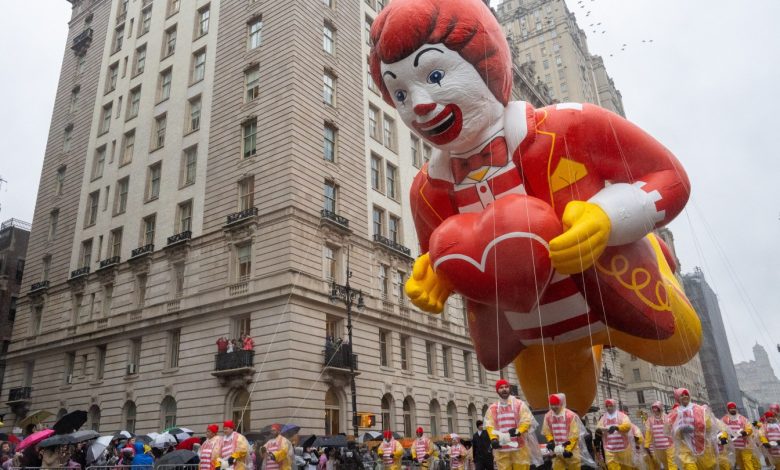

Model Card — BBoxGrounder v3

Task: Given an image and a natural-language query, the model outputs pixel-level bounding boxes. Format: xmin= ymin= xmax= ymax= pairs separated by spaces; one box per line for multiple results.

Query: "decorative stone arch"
xmin=225 ymin=387 xmax=251 ymax=433
xmin=325 ymin=386 xmax=347 ymax=435
xmin=381 ymin=393 xmax=396 ymax=431
xmin=446 ymin=401 xmax=458 ymax=434
xmin=429 ymin=399 xmax=441 ymax=438
xmin=87 ymin=404 xmax=101 ymax=432
xmin=122 ymin=400 xmax=137 ymax=433
xmin=402 ymin=396 xmax=416 ymax=438
xmin=160 ymin=395 xmax=177 ymax=429
xmin=467 ymin=403 xmax=478 ymax=435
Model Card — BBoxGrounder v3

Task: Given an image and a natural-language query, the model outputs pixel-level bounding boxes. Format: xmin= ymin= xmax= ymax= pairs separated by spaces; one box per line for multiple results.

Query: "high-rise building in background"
xmin=1 ymin=0 xmax=548 ymax=436
xmin=735 ymin=343 xmax=780 ymax=410
xmin=0 ymin=219 xmax=30 ymax=401
xmin=682 ymin=267 xmax=743 ymax=417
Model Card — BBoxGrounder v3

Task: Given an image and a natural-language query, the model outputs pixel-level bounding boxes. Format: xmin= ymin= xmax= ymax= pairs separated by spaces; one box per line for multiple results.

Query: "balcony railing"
xmin=70 ymin=266 xmax=90 ymax=279
xmin=167 ymin=230 xmax=192 ymax=246
xmin=8 ymin=386 xmax=32 ymax=402
xmin=226 ymin=207 xmax=258 ymax=226
xmin=71 ymin=28 xmax=93 ymax=54
xmin=30 ymin=281 xmax=49 ymax=292
xmin=372 ymin=234 xmax=411 ymax=257
xmin=214 ymin=350 xmax=255 ymax=371
xmin=1 ymin=218 xmax=32 ymax=231
xmin=98 ymin=256 xmax=120 ymax=269
xmin=324 ymin=340 xmax=358 ymax=370
xmin=320 ymin=210 xmax=350 ymax=229
xmin=131 ymin=244 xmax=154 ymax=258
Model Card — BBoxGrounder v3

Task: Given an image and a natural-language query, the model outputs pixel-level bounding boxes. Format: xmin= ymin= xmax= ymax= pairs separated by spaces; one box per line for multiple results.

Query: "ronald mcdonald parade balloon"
xmin=369 ymin=0 xmax=702 ymax=414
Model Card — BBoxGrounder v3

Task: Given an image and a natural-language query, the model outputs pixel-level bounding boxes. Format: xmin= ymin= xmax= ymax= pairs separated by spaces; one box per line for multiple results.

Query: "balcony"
xmin=71 ymin=28 xmax=93 ymax=55
xmin=167 ymin=230 xmax=192 ymax=246
xmin=70 ymin=266 xmax=90 ymax=279
xmin=211 ymin=350 xmax=256 ymax=387
xmin=323 ymin=340 xmax=359 ymax=387
xmin=30 ymin=281 xmax=49 ymax=292
xmin=320 ymin=210 xmax=350 ymax=231
xmin=131 ymin=244 xmax=154 ymax=258
xmin=372 ymin=234 xmax=411 ymax=257
xmin=225 ymin=207 xmax=258 ymax=226
xmin=8 ymin=386 xmax=31 ymax=402
xmin=98 ymin=256 xmax=120 ymax=269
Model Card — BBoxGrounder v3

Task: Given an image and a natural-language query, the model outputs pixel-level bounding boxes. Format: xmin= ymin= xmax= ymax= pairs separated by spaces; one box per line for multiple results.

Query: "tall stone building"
xmin=496 ymin=0 xmax=624 ymax=116
xmin=735 ymin=343 xmax=780 ymax=409
xmin=682 ymin=267 xmax=743 ymax=417
xmin=2 ymin=0 xmax=531 ymax=437
xmin=0 ymin=219 xmax=30 ymax=400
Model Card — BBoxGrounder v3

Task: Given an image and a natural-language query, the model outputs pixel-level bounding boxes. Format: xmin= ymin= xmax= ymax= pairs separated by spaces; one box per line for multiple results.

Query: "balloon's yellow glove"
xmin=549 ymin=201 xmax=611 ymax=274
xmin=405 ymin=253 xmax=453 ymax=313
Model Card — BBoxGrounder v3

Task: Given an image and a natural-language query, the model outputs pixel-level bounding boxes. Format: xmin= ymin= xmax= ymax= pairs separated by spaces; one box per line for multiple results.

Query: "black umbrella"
xmin=311 ymin=435 xmax=348 ymax=448
xmin=69 ymin=430 xmax=100 ymax=443
xmin=39 ymin=434 xmax=74 ymax=448
xmin=244 ymin=430 xmax=273 ymax=444
xmin=154 ymin=449 xmax=199 ymax=466
xmin=135 ymin=435 xmax=153 ymax=444
xmin=299 ymin=434 xmax=317 ymax=449
xmin=53 ymin=410 xmax=88 ymax=434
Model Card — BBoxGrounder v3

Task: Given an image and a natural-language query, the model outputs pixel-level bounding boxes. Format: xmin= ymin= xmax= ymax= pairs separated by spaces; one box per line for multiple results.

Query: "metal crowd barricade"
xmin=9 ymin=467 xmax=72 ymax=470
xmin=86 ymin=466 xmax=130 ymax=470
xmin=154 ymin=465 xmax=199 ymax=470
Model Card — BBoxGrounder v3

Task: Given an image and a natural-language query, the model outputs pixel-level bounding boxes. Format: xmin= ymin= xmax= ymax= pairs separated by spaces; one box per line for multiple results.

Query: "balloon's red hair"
xmin=369 ymin=0 xmax=512 ymax=107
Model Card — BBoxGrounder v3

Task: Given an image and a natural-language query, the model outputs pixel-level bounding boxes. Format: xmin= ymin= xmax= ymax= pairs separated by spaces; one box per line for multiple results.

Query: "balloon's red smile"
xmin=412 ymin=104 xmax=463 ymax=146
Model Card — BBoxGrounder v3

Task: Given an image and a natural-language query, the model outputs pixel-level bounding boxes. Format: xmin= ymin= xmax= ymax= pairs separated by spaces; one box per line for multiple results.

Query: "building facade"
xmin=735 ymin=343 xmax=780 ymax=410
xmin=0 ymin=219 xmax=30 ymax=400
xmin=1 ymin=0 xmax=538 ymax=438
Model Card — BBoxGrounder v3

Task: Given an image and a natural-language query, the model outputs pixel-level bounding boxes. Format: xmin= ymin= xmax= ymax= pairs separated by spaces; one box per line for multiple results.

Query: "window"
xmin=154 ymin=114 xmax=166 ymax=149
xmin=442 ymin=346 xmax=452 ymax=378
xmin=323 ymin=24 xmax=335 ymax=54
xmin=100 ymin=103 xmax=112 ymax=134
xmin=372 ymin=206 xmax=384 ymax=236
xmin=167 ymin=330 xmax=181 ymax=368
xmin=133 ymin=45 xmax=146 ymax=76
xmin=543 ymin=59 xmax=549 ymax=70
xmin=69 ymin=86 xmax=80 ymax=112
xmin=324 ymin=388 xmax=341 ymax=435
xmin=245 ymin=67 xmax=260 ymax=101
xmin=40 ymin=256 xmax=51 ymax=282
xmin=463 ymin=351 xmax=473 ymax=382
xmin=48 ymin=210 xmax=59 ymax=241
xmin=146 ymin=162 xmax=161 ymax=201
xmin=55 ymin=166 xmax=66 ymax=195
xmin=370 ymin=155 xmax=382 ymax=191
xmin=141 ymin=214 xmax=156 ymax=246
xmin=382 ymin=115 xmax=395 ymax=149
xmin=116 ymin=96 xmax=123 ymax=118
xmin=120 ymin=131 xmax=134 ymax=166
xmin=139 ymin=6 xmax=152 ymax=35
xmin=113 ymin=26 xmax=124 ymax=53
xmin=86 ymin=191 xmax=99 ymax=226
xmin=423 ymin=144 xmax=432 ymax=163
xmin=429 ymin=400 xmax=440 ymax=437
xmin=80 ymin=239 xmax=93 ymax=268
xmin=632 ymin=368 xmax=641 ymax=381
xmin=95 ymin=345 xmax=106 ymax=380
xmin=395 ymin=270 xmax=405 ymax=303
xmin=381 ymin=394 xmax=394 ymax=431
xmin=64 ymin=352 xmax=76 ymax=384
xmin=77 ymin=54 xmax=86 ymax=73
xmin=243 ymin=119 xmax=257 ymax=157
xmin=323 ymin=181 xmax=337 ymax=213
xmin=324 ymin=245 xmax=339 ymax=282
xmin=237 ymin=244 xmax=252 ymax=281
xmin=411 ymin=135 xmax=421 ymax=168
xmin=129 ymin=338 xmax=142 ymax=373
xmin=379 ymin=264 xmax=388 ymax=299
xmin=368 ymin=105 xmax=379 ymax=140
xmin=167 ymin=0 xmax=180 ymax=16
xmin=426 ymin=341 xmax=436 ymax=375
xmin=123 ymin=401 xmax=137 ymax=434
xmin=163 ymin=26 xmax=177 ymax=57
xmin=388 ymin=215 xmax=400 ymax=243
xmin=30 ymin=305 xmax=43 ymax=335
xmin=102 ymin=283 xmax=113 ymax=316
xmin=248 ymin=19 xmax=263 ymax=49
xmin=188 ymin=96 xmax=201 ymax=131
xmin=173 ymin=262 xmax=185 ymax=297
xmin=379 ymin=329 xmax=389 ymax=366
xmin=191 ymin=48 xmax=206 ymax=83
xmin=63 ymin=126 xmax=72 ymax=152
xmin=386 ymin=163 xmax=397 ymax=199
xmin=367 ymin=69 xmax=378 ymax=93
xmin=365 ymin=16 xmax=372 ymax=45
xmin=323 ymin=0 xmax=333 ymax=6
xmin=323 ymin=125 xmax=336 ymax=162
xmin=177 ymin=200 xmax=193 ymax=232
xmin=197 ymin=5 xmax=210 ymax=36
xmin=109 ymin=227 xmax=122 ymax=258
xmin=159 ymin=68 xmax=172 ymax=101
xmin=127 ymin=87 xmax=141 ymax=119
xmin=323 ymin=72 xmax=335 ymax=105
xmin=637 ymin=390 xmax=645 ymax=405
xmin=447 ymin=402 xmax=457 ymax=433
xmin=161 ymin=396 xmax=176 ymax=428
xmin=238 ymin=176 xmax=255 ymax=211
xmin=135 ymin=274 xmax=147 ymax=307
xmin=182 ymin=146 xmax=197 ymax=186
xmin=400 ymin=335 xmax=409 ymax=370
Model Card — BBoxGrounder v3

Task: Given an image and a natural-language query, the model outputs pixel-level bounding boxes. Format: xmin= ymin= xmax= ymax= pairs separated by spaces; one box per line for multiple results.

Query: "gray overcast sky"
xmin=1 ymin=1 xmax=779 ymax=372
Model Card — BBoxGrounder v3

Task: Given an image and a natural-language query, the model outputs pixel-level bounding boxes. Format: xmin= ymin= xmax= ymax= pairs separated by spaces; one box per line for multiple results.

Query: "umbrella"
xmin=311 ymin=435 xmax=348 ymax=448
xmin=113 ymin=430 xmax=134 ymax=441
xmin=175 ymin=437 xmax=201 ymax=451
xmin=152 ymin=433 xmax=178 ymax=448
xmin=244 ymin=430 xmax=273 ymax=444
xmin=87 ymin=436 xmax=114 ymax=464
xmin=39 ymin=434 xmax=74 ymax=448
xmin=53 ymin=410 xmax=88 ymax=434
xmin=165 ymin=427 xmax=194 ymax=443
xmin=135 ymin=434 xmax=154 ymax=444
xmin=281 ymin=424 xmax=300 ymax=438
xmin=361 ymin=431 xmax=383 ymax=442
xmin=18 ymin=410 xmax=54 ymax=429
xmin=16 ymin=428 xmax=55 ymax=452
xmin=154 ymin=449 xmax=199 ymax=466
xmin=69 ymin=430 xmax=100 ymax=443
xmin=299 ymin=435 xmax=317 ymax=449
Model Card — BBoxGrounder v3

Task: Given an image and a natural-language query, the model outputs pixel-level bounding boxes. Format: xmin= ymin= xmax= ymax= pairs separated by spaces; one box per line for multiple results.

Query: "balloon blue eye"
xmin=427 ymin=70 xmax=445 ymax=85
xmin=394 ymin=90 xmax=407 ymax=102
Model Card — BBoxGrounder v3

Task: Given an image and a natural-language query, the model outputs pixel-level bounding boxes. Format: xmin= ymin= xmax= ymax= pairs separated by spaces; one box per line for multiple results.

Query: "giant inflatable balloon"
xmin=369 ymin=0 xmax=702 ymax=414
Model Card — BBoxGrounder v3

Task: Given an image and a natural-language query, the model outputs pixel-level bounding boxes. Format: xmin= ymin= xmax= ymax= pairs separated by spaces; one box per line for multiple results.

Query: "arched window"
xmin=447 ymin=401 xmax=458 ymax=434
xmin=88 ymin=405 xmax=101 ymax=432
xmin=122 ymin=401 xmax=137 ymax=433
xmin=481 ymin=404 xmax=489 ymax=420
xmin=429 ymin=400 xmax=441 ymax=437
xmin=467 ymin=404 xmax=478 ymax=435
xmin=231 ymin=389 xmax=250 ymax=433
xmin=403 ymin=396 xmax=415 ymax=438
xmin=325 ymin=387 xmax=343 ymax=435
xmin=381 ymin=393 xmax=395 ymax=431
xmin=161 ymin=396 xmax=177 ymax=429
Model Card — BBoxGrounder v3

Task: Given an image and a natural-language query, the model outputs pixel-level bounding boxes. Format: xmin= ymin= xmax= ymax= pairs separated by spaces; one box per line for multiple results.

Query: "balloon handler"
xmin=369 ymin=0 xmax=702 ymax=413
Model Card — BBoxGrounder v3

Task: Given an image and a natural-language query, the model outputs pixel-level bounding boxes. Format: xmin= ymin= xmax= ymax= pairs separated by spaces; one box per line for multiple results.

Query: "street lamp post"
xmin=329 ymin=247 xmax=365 ymax=439
xmin=602 ymin=366 xmax=613 ymax=399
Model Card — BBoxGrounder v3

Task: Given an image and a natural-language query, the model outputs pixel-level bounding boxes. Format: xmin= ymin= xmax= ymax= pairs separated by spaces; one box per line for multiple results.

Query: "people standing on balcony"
xmin=217 ymin=337 xmax=229 ymax=353
xmin=263 ymin=424 xmax=291 ymax=470
xmin=217 ymin=420 xmax=250 ymax=470
xmin=201 ymin=424 xmax=222 ymax=470
xmin=412 ymin=427 xmax=436 ymax=470
xmin=242 ymin=334 xmax=255 ymax=351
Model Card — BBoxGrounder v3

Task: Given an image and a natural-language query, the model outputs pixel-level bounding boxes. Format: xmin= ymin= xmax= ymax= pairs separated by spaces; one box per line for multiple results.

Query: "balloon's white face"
xmin=380 ymin=43 xmax=504 ymax=154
